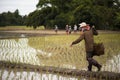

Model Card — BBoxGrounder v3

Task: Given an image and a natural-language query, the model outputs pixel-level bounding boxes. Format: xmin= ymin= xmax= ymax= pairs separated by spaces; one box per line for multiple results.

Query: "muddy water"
xmin=102 ymin=54 xmax=120 ymax=72
xmin=0 ymin=38 xmax=120 ymax=72
xmin=0 ymin=38 xmax=40 ymax=65
xmin=0 ymin=69 xmax=79 ymax=80
xmin=0 ymin=37 xmax=120 ymax=80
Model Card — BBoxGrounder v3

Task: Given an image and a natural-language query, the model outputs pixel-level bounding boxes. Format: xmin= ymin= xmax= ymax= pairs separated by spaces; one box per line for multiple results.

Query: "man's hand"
xmin=70 ymin=44 xmax=73 ymax=47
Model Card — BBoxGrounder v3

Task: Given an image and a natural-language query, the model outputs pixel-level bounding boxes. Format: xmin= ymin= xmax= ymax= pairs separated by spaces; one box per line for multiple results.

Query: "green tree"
xmin=0 ymin=9 xmax=26 ymax=26
xmin=26 ymin=0 xmax=120 ymax=30
xmin=0 ymin=13 xmax=7 ymax=26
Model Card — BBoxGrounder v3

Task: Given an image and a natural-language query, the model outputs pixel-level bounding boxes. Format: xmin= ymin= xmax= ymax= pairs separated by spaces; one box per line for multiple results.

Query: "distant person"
xmin=55 ymin=25 xmax=58 ymax=33
xmin=65 ymin=24 xmax=69 ymax=34
xmin=70 ymin=22 xmax=102 ymax=71
xmin=74 ymin=24 xmax=77 ymax=33
xmin=68 ymin=25 xmax=72 ymax=34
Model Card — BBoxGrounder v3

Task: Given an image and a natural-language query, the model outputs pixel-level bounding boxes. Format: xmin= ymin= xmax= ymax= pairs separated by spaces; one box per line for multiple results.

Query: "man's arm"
xmin=70 ymin=33 xmax=84 ymax=46
xmin=92 ymin=27 xmax=98 ymax=35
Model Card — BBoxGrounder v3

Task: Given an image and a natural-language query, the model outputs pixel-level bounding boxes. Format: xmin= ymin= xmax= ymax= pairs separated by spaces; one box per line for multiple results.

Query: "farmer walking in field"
xmin=70 ymin=22 xmax=102 ymax=71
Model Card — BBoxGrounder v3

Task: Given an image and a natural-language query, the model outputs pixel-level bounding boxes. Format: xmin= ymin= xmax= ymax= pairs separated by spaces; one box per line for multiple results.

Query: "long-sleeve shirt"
xmin=72 ymin=28 xmax=98 ymax=52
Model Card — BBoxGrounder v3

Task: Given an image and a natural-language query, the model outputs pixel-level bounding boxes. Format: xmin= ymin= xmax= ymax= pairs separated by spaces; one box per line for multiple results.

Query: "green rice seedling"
xmin=0 ymin=32 xmax=120 ymax=79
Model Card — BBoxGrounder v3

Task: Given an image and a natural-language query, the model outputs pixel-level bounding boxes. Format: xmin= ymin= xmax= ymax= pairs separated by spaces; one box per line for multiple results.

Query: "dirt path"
xmin=0 ymin=30 xmax=71 ymax=38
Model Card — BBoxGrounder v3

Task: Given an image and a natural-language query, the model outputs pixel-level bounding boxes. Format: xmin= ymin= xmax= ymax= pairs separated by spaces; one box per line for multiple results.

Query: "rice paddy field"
xmin=0 ymin=31 xmax=120 ymax=80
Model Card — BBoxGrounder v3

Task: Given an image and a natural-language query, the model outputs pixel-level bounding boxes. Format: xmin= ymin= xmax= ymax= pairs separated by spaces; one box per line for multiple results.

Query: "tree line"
xmin=0 ymin=9 xmax=27 ymax=26
xmin=0 ymin=0 xmax=120 ymax=30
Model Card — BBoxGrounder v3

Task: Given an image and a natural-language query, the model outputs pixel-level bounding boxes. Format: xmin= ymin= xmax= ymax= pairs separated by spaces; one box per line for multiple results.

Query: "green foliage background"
xmin=0 ymin=10 xmax=27 ymax=26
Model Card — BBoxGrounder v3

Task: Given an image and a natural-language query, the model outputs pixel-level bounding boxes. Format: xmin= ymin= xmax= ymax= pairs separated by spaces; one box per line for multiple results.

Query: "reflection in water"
xmin=102 ymin=54 xmax=120 ymax=72
xmin=0 ymin=38 xmax=41 ymax=65
xmin=0 ymin=69 xmax=78 ymax=80
xmin=37 ymin=49 xmax=52 ymax=57
xmin=0 ymin=38 xmax=120 ymax=80
xmin=0 ymin=38 xmax=120 ymax=73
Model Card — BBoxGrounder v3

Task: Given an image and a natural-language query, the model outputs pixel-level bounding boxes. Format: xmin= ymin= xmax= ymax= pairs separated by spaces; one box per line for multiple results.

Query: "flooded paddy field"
xmin=0 ymin=31 xmax=120 ymax=80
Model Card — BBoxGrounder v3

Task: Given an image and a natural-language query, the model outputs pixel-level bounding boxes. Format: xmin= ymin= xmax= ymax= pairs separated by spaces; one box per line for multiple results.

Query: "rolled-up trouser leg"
xmin=86 ymin=51 xmax=101 ymax=71
xmin=87 ymin=60 xmax=92 ymax=71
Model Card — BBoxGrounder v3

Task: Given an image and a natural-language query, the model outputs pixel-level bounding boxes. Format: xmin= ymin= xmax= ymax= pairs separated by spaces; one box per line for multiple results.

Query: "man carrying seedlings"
xmin=70 ymin=22 xmax=102 ymax=71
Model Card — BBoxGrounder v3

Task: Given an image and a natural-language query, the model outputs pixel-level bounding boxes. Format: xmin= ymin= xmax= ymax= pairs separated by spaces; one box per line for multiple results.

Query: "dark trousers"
xmin=86 ymin=51 xmax=101 ymax=71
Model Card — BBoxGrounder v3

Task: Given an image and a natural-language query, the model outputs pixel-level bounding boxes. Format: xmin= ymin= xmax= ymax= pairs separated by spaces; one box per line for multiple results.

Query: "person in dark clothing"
xmin=70 ymin=22 xmax=102 ymax=71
